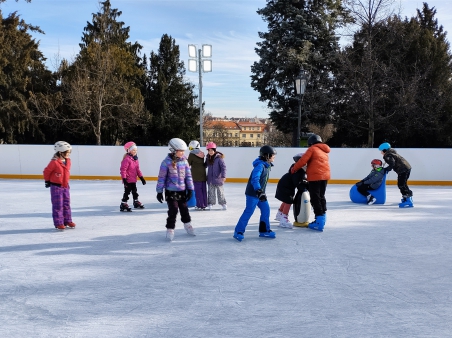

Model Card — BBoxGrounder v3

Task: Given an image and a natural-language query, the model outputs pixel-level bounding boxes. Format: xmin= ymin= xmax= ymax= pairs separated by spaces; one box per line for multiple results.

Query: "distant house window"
xmin=235 ymin=133 xmax=238 ymax=137
xmin=242 ymin=134 xmax=246 ymax=138
xmin=228 ymin=133 xmax=232 ymax=137
xmin=257 ymin=134 xmax=261 ymax=138
xmin=250 ymin=134 xmax=254 ymax=138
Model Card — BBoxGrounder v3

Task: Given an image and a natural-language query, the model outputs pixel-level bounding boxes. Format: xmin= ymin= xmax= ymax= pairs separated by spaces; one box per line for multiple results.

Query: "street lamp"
xmin=294 ymin=68 xmax=309 ymax=147
xmin=188 ymin=44 xmax=212 ymax=147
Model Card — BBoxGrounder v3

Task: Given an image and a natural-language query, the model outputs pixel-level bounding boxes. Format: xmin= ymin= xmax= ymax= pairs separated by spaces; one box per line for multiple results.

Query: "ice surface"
xmin=1 ymin=179 xmax=452 ymax=337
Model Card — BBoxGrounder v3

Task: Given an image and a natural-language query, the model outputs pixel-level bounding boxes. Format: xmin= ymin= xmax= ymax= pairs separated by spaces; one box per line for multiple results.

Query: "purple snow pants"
xmin=50 ymin=185 xmax=72 ymax=227
xmin=193 ymin=181 xmax=207 ymax=209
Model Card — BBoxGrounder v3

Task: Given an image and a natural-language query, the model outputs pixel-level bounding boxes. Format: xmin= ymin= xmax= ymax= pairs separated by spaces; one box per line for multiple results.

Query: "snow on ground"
xmin=1 ymin=179 xmax=452 ymax=338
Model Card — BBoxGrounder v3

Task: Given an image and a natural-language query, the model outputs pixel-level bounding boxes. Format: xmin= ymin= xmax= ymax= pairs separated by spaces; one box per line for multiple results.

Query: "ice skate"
xmin=259 ymin=230 xmax=276 ymax=238
xmin=399 ymin=196 xmax=414 ymax=208
xmin=133 ymin=200 xmax=144 ymax=209
xmin=183 ymin=222 xmax=196 ymax=236
xmin=120 ymin=202 xmax=132 ymax=212
xmin=166 ymin=229 xmax=175 ymax=241
xmin=221 ymin=204 xmax=227 ymax=210
xmin=278 ymin=215 xmax=293 ymax=229
xmin=55 ymin=225 xmax=65 ymax=230
xmin=308 ymin=214 xmax=325 ymax=232
xmin=65 ymin=222 xmax=76 ymax=228
xmin=207 ymin=204 xmax=212 ymax=210
xmin=367 ymin=195 xmax=376 ymax=205
xmin=274 ymin=210 xmax=283 ymax=221
xmin=233 ymin=231 xmax=244 ymax=242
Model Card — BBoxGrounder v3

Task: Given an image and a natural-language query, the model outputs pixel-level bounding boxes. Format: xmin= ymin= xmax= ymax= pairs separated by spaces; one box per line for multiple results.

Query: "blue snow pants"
xmin=234 ymin=195 xmax=271 ymax=234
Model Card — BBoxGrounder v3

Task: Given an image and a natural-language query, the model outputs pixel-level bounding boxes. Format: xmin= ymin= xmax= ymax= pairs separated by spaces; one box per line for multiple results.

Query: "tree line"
xmin=1 ymin=0 xmax=451 ymax=147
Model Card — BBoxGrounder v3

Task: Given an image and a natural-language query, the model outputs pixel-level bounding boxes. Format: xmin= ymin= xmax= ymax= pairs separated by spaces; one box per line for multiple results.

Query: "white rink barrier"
xmin=0 ymin=144 xmax=451 ymax=185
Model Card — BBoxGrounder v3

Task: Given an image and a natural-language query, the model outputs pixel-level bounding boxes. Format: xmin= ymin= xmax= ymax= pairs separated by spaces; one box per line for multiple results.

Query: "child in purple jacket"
xmin=156 ymin=138 xmax=196 ymax=241
xmin=205 ymin=142 xmax=227 ymax=210
xmin=120 ymin=141 xmax=146 ymax=212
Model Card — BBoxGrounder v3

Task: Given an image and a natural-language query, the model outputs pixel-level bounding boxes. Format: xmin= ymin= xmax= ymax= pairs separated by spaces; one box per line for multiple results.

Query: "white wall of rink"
xmin=0 ymin=144 xmax=451 ymax=184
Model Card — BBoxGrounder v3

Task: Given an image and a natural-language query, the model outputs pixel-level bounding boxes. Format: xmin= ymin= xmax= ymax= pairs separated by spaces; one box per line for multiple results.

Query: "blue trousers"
xmin=234 ymin=195 xmax=271 ymax=234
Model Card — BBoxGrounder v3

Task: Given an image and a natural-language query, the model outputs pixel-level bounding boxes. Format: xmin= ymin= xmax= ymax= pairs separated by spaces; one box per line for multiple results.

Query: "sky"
xmin=1 ymin=0 xmax=451 ymax=119
xmin=1 ymin=179 xmax=452 ymax=337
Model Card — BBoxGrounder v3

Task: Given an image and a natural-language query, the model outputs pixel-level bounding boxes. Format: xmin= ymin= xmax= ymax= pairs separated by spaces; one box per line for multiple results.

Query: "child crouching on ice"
xmin=43 ymin=141 xmax=76 ymax=230
xmin=355 ymin=159 xmax=385 ymax=205
xmin=233 ymin=145 xmax=277 ymax=242
xmin=275 ymin=153 xmax=308 ymax=228
xmin=156 ymin=138 xmax=195 ymax=241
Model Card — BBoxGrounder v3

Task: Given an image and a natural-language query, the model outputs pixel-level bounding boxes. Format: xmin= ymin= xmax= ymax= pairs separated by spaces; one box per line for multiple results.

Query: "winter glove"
xmin=140 ymin=177 xmax=146 ymax=185
xmin=384 ymin=167 xmax=391 ymax=174
xmin=186 ymin=190 xmax=193 ymax=201
xmin=122 ymin=178 xmax=128 ymax=187
xmin=355 ymin=181 xmax=363 ymax=187
xmin=45 ymin=181 xmax=50 ymax=188
xmin=157 ymin=192 xmax=164 ymax=203
xmin=255 ymin=189 xmax=267 ymax=202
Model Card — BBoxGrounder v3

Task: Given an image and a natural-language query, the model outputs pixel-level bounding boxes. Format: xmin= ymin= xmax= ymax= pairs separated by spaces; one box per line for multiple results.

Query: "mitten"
xmin=157 ymin=192 xmax=164 ymax=203
xmin=186 ymin=190 xmax=193 ymax=201
xmin=140 ymin=177 xmax=146 ymax=185
xmin=45 ymin=181 xmax=50 ymax=188
xmin=122 ymin=178 xmax=128 ymax=187
xmin=256 ymin=189 xmax=267 ymax=202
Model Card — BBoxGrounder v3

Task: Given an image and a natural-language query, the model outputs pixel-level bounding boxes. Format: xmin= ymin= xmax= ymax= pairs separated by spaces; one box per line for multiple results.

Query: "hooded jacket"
xmin=156 ymin=154 xmax=194 ymax=193
xmin=188 ymin=151 xmax=207 ymax=182
xmin=291 ymin=143 xmax=331 ymax=181
xmin=205 ymin=152 xmax=226 ymax=185
xmin=275 ymin=164 xmax=307 ymax=204
xmin=120 ymin=153 xmax=143 ymax=183
xmin=245 ymin=158 xmax=273 ymax=198
xmin=43 ymin=156 xmax=71 ymax=188
xmin=383 ymin=148 xmax=411 ymax=174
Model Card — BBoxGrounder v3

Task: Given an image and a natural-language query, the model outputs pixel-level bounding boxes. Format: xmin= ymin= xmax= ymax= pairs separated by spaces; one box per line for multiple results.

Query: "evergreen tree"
xmin=251 ymin=0 xmax=349 ymax=146
xmin=143 ymin=34 xmax=199 ymax=145
xmin=0 ymin=11 xmax=53 ymax=143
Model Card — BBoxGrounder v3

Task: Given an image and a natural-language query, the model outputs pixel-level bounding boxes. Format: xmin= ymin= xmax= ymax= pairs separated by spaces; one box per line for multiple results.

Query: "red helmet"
xmin=371 ymin=159 xmax=382 ymax=168
xmin=206 ymin=142 xmax=217 ymax=150
xmin=124 ymin=141 xmax=136 ymax=152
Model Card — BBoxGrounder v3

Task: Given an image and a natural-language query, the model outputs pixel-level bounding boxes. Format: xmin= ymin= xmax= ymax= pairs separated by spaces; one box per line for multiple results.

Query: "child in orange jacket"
xmin=291 ymin=134 xmax=330 ymax=231
xmin=43 ymin=141 xmax=75 ymax=230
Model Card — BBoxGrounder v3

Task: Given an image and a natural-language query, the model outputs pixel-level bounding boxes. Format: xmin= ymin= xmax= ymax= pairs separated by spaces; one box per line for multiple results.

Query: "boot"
xmin=309 ymin=214 xmax=325 ymax=232
xmin=120 ymin=202 xmax=132 ymax=212
xmin=133 ymin=200 xmax=144 ymax=209
xmin=183 ymin=222 xmax=196 ymax=236
xmin=274 ymin=210 xmax=283 ymax=221
xmin=233 ymin=231 xmax=244 ymax=242
xmin=367 ymin=195 xmax=376 ymax=205
xmin=399 ymin=196 xmax=414 ymax=208
xmin=278 ymin=214 xmax=293 ymax=229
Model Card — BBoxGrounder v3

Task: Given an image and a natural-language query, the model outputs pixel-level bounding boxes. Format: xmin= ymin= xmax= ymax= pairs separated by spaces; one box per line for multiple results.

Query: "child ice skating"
xmin=205 ymin=142 xmax=227 ymax=210
xmin=275 ymin=153 xmax=308 ymax=228
xmin=120 ymin=141 xmax=146 ymax=212
xmin=378 ymin=142 xmax=413 ymax=207
xmin=355 ymin=159 xmax=385 ymax=205
xmin=291 ymin=134 xmax=330 ymax=232
xmin=156 ymin=138 xmax=195 ymax=241
xmin=187 ymin=140 xmax=207 ymax=210
xmin=233 ymin=145 xmax=277 ymax=242
xmin=43 ymin=141 xmax=75 ymax=230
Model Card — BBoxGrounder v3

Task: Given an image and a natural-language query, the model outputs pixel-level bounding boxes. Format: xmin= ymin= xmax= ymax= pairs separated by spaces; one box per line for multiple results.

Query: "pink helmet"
xmin=124 ymin=141 xmax=136 ymax=152
xmin=206 ymin=142 xmax=217 ymax=150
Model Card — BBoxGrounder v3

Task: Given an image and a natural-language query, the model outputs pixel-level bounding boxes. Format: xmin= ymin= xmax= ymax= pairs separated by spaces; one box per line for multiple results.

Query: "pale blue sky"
xmin=1 ymin=0 xmax=451 ymax=118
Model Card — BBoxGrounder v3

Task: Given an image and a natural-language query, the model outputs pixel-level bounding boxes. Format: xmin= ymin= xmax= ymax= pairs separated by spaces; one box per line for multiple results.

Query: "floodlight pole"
xmin=198 ymin=48 xmax=203 ymax=146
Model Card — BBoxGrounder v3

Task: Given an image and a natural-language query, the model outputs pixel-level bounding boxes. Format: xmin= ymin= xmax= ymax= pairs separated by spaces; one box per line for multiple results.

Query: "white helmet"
xmin=168 ymin=138 xmax=187 ymax=152
xmin=54 ymin=141 xmax=72 ymax=153
xmin=188 ymin=140 xmax=200 ymax=150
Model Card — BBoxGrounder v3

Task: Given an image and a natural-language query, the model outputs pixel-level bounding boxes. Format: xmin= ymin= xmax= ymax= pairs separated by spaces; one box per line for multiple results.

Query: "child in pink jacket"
xmin=120 ymin=141 xmax=146 ymax=212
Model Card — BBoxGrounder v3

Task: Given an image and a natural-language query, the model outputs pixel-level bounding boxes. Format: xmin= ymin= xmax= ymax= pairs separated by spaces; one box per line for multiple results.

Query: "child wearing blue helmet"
xmin=378 ymin=142 xmax=413 ymax=208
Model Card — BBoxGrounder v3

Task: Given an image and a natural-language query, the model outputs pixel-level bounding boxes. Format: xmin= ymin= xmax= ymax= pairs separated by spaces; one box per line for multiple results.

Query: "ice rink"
xmin=1 ymin=179 xmax=452 ymax=338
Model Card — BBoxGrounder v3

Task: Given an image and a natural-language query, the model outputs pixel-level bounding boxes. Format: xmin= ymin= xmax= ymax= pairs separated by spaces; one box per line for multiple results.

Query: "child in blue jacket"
xmin=355 ymin=159 xmax=385 ymax=205
xmin=233 ymin=145 xmax=277 ymax=242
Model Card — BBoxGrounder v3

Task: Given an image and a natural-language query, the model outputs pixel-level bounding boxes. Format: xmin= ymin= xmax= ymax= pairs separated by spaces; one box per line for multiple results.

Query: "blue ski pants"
xmin=234 ymin=195 xmax=271 ymax=234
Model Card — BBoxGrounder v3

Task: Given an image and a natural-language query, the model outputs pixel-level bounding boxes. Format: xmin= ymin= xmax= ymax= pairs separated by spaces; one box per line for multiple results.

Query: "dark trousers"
xmin=308 ymin=180 xmax=327 ymax=216
xmin=357 ymin=184 xmax=374 ymax=197
xmin=122 ymin=182 xmax=138 ymax=202
xmin=166 ymin=199 xmax=191 ymax=229
xmin=398 ymin=170 xmax=412 ymax=197
xmin=193 ymin=181 xmax=207 ymax=208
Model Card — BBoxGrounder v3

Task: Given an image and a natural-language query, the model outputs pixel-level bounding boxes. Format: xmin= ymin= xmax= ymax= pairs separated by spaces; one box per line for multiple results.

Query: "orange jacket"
xmin=291 ymin=143 xmax=331 ymax=181
xmin=43 ymin=157 xmax=71 ymax=188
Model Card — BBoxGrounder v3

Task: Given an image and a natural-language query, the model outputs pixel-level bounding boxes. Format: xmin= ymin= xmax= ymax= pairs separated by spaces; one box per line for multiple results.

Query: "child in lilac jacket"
xmin=205 ymin=142 xmax=227 ymax=210
xmin=120 ymin=141 xmax=146 ymax=212
xmin=156 ymin=138 xmax=195 ymax=241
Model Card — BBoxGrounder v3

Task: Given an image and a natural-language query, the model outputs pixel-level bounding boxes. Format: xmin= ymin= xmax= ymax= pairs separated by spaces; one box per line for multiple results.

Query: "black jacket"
xmin=275 ymin=164 xmax=308 ymax=204
xmin=383 ymin=149 xmax=411 ymax=174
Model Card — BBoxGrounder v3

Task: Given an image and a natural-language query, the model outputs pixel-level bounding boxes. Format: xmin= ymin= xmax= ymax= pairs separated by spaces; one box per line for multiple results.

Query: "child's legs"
xmin=166 ymin=199 xmax=179 ymax=229
xmin=200 ymin=181 xmax=207 ymax=207
xmin=193 ymin=181 xmax=205 ymax=208
xmin=207 ymin=183 xmax=217 ymax=205
xmin=234 ymin=195 xmax=259 ymax=234
xmin=357 ymin=184 xmax=372 ymax=197
xmin=257 ymin=200 xmax=271 ymax=232
xmin=281 ymin=202 xmax=291 ymax=215
xmin=122 ymin=184 xmax=132 ymax=202
xmin=62 ymin=187 xmax=72 ymax=224
xmin=308 ymin=181 xmax=327 ymax=216
xmin=177 ymin=200 xmax=191 ymax=224
xmin=216 ymin=185 xmax=226 ymax=205
xmin=129 ymin=183 xmax=139 ymax=200
xmin=50 ymin=186 xmax=64 ymax=226
xmin=398 ymin=170 xmax=412 ymax=197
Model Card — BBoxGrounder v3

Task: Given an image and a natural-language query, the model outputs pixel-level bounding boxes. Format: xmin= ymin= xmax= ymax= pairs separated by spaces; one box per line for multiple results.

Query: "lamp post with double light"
xmin=294 ymin=68 xmax=309 ymax=147
xmin=188 ymin=44 xmax=212 ymax=147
